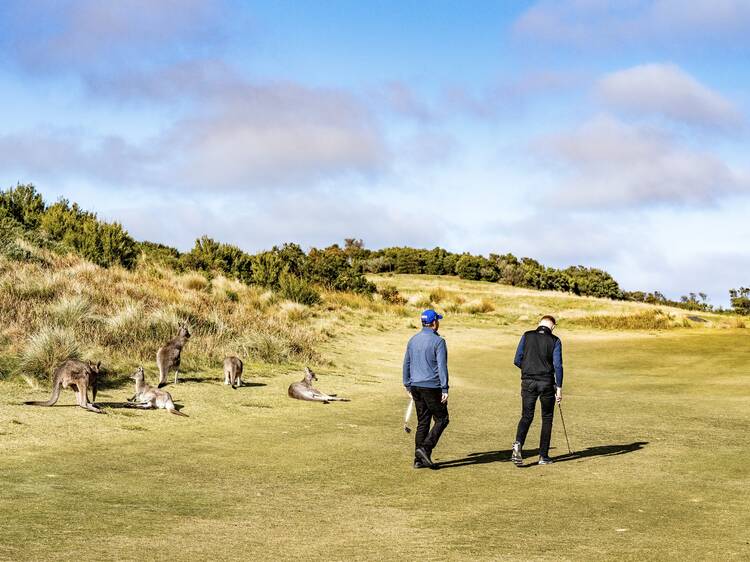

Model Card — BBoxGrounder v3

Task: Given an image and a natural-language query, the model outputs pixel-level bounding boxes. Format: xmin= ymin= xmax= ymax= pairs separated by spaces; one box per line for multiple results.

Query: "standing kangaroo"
xmin=223 ymin=356 xmax=243 ymax=388
xmin=130 ymin=367 xmax=188 ymax=417
xmin=288 ymin=367 xmax=350 ymax=404
xmin=157 ymin=323 xmax=190 ymax=387
xmin=25 ymin=359 xmax=103 ymax=413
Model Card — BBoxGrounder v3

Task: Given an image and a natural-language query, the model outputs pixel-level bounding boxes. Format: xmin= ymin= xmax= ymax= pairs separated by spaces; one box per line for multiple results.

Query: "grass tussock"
xmin=428 ymin=287 xmax=448 ymax=304
xmin=179 ymin=272 xmax=210 ymax=291
xmin=569 ymin=309 xmax=677 ymax=330
xmin=19 ymin=325 xmax=81 ymax=385
xmin=463 ymin=298 xmax=495 ymax=314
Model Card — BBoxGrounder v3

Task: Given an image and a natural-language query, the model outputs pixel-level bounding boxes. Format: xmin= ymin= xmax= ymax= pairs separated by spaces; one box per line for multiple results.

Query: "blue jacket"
xmin=403 ymin=327 xmax=449 ymax=392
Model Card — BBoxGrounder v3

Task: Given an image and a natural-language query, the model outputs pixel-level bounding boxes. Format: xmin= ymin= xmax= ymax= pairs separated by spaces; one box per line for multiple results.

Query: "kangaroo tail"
xmin=169 ymin=408 xmax=189 ymax=417
xmin=25 ymin=381 xmax=61 ymax=407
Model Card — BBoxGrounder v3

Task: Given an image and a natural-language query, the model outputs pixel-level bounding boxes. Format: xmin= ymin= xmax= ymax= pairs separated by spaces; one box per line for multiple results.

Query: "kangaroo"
xmin=25 ymin=359 xmax=103 ymax=413
xmin=223 ymin=356 xmax=243 ymax=388
xmin=156 ymin=323 xmax=190 ymax=387
xmin=288 ymin=367 xmax=350 ymax=404
xmin=130 ymin=367 xmax=188 ymax=417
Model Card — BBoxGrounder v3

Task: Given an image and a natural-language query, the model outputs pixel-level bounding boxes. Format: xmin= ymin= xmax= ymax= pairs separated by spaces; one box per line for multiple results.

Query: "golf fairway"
xmin=2 ymin=312 xmax=748 ymax=561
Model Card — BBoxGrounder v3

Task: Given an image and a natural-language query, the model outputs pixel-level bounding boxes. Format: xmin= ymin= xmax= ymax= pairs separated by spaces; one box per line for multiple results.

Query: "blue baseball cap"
xmin=421 ymin=309 xmax=443 ymax=325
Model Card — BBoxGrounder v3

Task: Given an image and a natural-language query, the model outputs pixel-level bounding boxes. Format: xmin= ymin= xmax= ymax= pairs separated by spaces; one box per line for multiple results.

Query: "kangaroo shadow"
xmin=93 ymin=401 xmax=188 ymax=413
xmin=434 ymin=442 xmax=648 ymax=470
xmin=91 ymin=401 xmax=142 ymax=410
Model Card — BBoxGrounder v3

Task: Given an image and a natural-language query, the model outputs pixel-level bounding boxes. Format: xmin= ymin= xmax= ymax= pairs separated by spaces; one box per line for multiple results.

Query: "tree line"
xmin=1 ymin=184 xmax=746 ymax=314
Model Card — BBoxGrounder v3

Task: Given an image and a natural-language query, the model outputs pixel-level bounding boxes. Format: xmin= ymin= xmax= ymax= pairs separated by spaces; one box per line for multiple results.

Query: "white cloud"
xmin=2 ymin=0 xmax=225 ymax=73
xmin=536 ymin=114 xmax=748 ymax=208
xmin=0 ymin=79 xmax=387 ymax=191
xmin=597 ymin=63 xmax=742 ymax=129
xmin=514 ymin=0 xmax=750 ymax=46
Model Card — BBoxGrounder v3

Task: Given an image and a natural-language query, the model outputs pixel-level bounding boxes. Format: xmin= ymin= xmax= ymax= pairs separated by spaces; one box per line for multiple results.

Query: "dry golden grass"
xmin=0 ymin=254 xmax=326 ymax=385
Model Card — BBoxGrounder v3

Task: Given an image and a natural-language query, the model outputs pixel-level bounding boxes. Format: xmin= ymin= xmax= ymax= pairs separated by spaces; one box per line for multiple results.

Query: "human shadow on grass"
xmin=433 ymin=442 xmax=648 ymax=470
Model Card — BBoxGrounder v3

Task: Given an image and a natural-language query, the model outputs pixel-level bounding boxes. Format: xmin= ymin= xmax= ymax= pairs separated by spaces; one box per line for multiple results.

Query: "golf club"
xmin=558 ymin=403 xmax=573 ymax=455
xmin=403 ymin=398 xmax=414 ymax=433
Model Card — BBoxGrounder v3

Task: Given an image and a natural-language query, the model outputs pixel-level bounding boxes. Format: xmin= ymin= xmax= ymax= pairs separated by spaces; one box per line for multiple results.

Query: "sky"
xmin=1 ymin=0 xmax=749 ymax=305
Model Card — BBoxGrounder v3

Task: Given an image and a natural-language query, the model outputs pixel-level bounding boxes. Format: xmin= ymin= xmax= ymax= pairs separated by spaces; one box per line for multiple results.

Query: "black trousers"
xmin=411 ymin=386 xmax=449 ymax=459
xmin=515 ymin=378 xmax=555 ymax=457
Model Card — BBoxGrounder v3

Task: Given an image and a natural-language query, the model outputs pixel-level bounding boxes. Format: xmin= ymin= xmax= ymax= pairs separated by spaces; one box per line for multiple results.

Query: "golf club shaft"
xmin=558 ymin=403 xmax=573 ymax=455
xmin=404 ymin=398 xmax=414 ymax=431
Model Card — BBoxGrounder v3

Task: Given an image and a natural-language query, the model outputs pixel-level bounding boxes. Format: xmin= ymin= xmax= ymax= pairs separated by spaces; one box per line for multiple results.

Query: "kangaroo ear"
xmin=96 ymin=361 xmax=101 ymax=370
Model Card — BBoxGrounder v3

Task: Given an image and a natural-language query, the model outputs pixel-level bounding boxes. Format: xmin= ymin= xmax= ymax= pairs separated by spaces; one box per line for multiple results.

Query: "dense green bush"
xmin=278 ymin=273 xmax=321 ymax=305
xmin=730 ymin=288 xmax=750 ymax=316
xmin=379 ymin=284 xmax=406 ymax=305
xmin=39 ymin=199 xmax=138 ymax=269
xmin=2 ymin=183 xmax=656 ymax=304
xmin=0 ymin=183 xmax=45 ymax=229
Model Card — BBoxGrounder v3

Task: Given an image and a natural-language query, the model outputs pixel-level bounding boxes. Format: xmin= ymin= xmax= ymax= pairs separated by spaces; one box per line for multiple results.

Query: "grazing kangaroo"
xmin=25 ymin=359 xmax=103 ymax=413
xmin=223 ymin=356 xmax=243 ymax=388
xmin=288 ymin=367 xmax=350 ymax=404
xmin=156 ymin=323 xmax=190 ymax=387
xmin=130 ymin=367 xmax=188 ymax=417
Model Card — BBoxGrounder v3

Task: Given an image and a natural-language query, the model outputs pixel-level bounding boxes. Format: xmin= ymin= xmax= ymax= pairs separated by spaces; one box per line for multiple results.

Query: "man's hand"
xmin=441 ymin=392 xmax=449 ymax=404
xmin=555 ymin=387 xmax=562 ymax=404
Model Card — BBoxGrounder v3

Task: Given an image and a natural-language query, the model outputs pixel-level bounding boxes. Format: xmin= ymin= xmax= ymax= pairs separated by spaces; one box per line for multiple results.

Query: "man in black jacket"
xmin=511 ymin=315 xmax=563 ymax=466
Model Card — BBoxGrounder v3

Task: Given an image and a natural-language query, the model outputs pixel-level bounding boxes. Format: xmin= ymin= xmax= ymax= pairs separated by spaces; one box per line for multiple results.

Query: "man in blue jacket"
xmin=403 ymin=309 xmax=449 ymax=469
xmin=512 ymin=315 xmax=563 ymax=466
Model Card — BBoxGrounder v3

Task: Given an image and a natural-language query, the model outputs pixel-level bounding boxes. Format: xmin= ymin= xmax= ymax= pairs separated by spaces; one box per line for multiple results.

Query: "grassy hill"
xmin=1 ymin=256 xmax=749 ymax=560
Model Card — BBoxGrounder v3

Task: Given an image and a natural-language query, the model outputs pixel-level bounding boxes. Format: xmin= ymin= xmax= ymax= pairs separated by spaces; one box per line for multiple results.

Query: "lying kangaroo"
xmin=157 ymin=323 xmax=190 ymax=387
xmin=26 ymin=359 xmax=103 ymax=413
xmin=130 ymin=367 xmax=188 ymax=417
xmin=223 ymin=356 xmax=243 ymax=388
xmin=288 ymin=367 xmax=350 ymax=404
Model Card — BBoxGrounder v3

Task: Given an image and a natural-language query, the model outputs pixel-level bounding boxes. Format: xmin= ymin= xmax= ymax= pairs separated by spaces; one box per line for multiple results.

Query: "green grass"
xmin=1 ymin=276 xmax=749 ymax=560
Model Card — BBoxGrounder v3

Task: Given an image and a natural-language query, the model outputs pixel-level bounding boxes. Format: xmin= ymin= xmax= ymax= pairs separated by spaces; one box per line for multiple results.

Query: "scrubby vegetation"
xmin=1 ymin=183 xmax=746 ymax=391
xmin=0 ymin=251 xmax=324 ymax=385
xmin=567 ymin=309 xmax=678 ymax=330
xmin=3 ymin=184 xmax=744 ymax=315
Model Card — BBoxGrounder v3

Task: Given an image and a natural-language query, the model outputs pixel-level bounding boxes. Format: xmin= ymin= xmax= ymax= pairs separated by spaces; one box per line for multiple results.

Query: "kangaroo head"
xmin=178 ymin=323 xmax=191 ymax=340
xmin=304 ymin=367 xmax=318 ymax=383
xmin=131 ymin=366 xmax=145 ymax=381
xmin=88 ymin=360 xmax=101 ymax=374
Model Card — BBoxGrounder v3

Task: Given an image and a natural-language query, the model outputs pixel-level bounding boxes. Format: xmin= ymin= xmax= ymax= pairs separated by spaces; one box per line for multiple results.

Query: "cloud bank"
xmin=596 ymin=63 xmax=742 ymax=130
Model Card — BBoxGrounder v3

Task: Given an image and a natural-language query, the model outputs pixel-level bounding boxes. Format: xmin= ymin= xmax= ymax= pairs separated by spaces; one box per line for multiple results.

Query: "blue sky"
xmin=1 ymin=0 xmax=749 ymax=305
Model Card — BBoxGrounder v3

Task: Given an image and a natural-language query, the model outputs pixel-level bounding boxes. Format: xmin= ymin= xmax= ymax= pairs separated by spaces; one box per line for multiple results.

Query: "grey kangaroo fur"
xmin=288 ymin=367 xmax=350 ymax=404
xmin=223 ymin=356 xmax=243 ymax=389
xmin=130 ymin=366 xmax=188 ymax=417
xmin=156 ymin=323 xmax=190 ymax=387
xmin=25 ymin=359 xmax=103 ymax=413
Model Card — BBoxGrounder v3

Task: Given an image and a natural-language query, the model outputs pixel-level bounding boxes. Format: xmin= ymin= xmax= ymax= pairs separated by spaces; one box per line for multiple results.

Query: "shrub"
xmin=278 ymin=274 xmax=321 ymax=306
xmin=379 ymin=285 xmax=406 ymax=305
xmin=730 ymin=287 xmax=750 ymax=316
xmin=0 ymin=183 xmax=45 ymax=229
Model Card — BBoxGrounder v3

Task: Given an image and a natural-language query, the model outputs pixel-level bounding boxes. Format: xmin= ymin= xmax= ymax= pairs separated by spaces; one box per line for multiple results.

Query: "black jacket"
xmin=513 ymin=326 xmax=563 ymax=387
